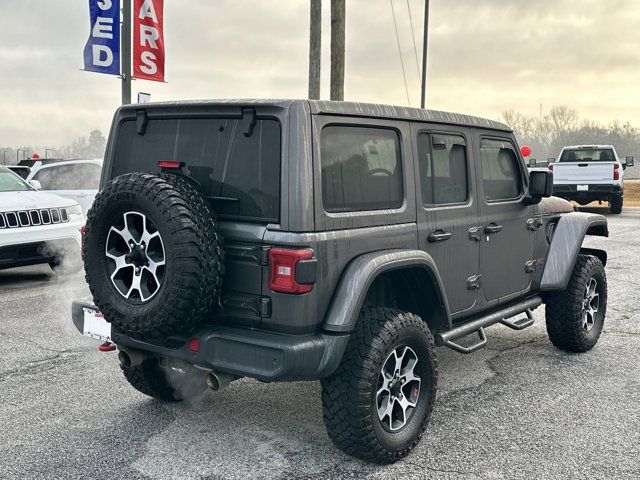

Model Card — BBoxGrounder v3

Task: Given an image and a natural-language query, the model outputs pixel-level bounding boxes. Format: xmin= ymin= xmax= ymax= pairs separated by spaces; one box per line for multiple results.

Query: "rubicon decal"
xmin=133 ymin=0 xmax=165 ymax=82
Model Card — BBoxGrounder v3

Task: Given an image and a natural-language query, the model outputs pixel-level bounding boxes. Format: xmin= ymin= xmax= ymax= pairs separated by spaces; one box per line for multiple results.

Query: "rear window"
xmin=321 ymin=126 xmax=403 ymax=212
xmin=112 ymin=118 xmax=281 ymax=223
xmin=559 ymin=149 xmax=615 ymax=162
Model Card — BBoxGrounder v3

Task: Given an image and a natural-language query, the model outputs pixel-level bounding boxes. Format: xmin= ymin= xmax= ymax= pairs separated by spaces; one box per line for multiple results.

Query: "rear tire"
xmin=321 ymin=308 xmax=438 ymax=463
xmin=610 ymin=194 xmax=622 ymax=214
xmin=545 ymin=254 xmax=607 ymax=353
xmin=121 ymin=357 xmax=207 ymax=402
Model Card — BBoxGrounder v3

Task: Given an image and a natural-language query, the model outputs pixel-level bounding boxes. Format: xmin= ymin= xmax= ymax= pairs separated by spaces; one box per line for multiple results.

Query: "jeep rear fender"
xmin=322 ymin=250 xmax=451 ymax=333
xmin=540 ymin=212 xmax=608 ymax=291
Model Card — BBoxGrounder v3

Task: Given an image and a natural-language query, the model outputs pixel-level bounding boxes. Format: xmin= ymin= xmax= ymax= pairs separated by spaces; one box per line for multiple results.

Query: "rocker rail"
xmin=435 ymin=296 xmax=543 ymax=354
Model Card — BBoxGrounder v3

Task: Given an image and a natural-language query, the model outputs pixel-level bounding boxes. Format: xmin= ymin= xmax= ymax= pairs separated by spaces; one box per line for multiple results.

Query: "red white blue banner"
xmin=83 ymin=0 xmax=121 ymax=76
xmin=133 ymin=0 xmax=165 ymax=82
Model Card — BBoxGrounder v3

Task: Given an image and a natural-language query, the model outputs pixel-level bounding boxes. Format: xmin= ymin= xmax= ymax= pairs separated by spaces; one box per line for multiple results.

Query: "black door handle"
xmin=484 ymin=224 xmax=503 ymax=234
xmin=428 ymin=230 xmax=452 ymax=242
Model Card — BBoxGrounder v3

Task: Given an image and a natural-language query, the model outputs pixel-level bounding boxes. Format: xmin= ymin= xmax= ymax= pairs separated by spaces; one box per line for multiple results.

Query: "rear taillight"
xmin=613 ymin=163 xmax=620 ymax=181
xmin=548 ymin=163 xmax=554 ymax=171
xmin=268 ymin=248 xmax=314 ymax=294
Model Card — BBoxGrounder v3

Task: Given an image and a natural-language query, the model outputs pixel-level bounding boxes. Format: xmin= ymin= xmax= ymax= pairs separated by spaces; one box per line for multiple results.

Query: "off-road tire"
xmin=121 ymin=357 xmax=206 ymax=402
xmin=545 ymin=254 xmax=607 ymax=352
xmin=84 ymin=172 xmax=224 ymax=339
xmin=321 ymin=308 xmax=438 ymax=463
xmin=610 ymin=194 xmax=623 ymax=214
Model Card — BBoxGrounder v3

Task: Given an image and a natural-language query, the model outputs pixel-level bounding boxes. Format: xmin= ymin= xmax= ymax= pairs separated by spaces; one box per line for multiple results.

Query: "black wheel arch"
xmin=322 ymin=250 xmax=451 ymax=335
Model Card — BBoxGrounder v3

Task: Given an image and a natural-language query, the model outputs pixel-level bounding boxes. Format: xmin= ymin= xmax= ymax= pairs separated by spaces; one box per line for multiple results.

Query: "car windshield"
xmin=0 ymin=167 xmax=32 ymax=192
xmin=559 ymin=149 xmax=616 ymax=162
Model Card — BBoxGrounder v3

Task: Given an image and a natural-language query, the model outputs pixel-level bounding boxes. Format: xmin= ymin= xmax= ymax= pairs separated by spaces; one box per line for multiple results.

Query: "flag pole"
xmin=121 ymin=0 xmax=132 ymax=105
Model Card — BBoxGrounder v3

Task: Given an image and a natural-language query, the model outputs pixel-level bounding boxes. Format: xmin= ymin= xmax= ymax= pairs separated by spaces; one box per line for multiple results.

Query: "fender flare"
xmin=322 ymin=249 xmax=451 ymax=333
xmin=540 ymin=212 xmax=608 ymax=291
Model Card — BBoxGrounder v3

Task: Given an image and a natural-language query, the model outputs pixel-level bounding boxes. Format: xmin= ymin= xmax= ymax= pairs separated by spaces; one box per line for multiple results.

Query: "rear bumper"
xmin=553 ymin=184 xmax=621 ymax=203
xmin=72 ymin=301 xmax=350 ymax=382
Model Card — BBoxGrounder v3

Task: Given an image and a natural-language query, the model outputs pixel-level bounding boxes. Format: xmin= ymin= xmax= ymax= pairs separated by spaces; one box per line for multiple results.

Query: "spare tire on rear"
xmin=84 ymin=172 xmax=224 ymax=339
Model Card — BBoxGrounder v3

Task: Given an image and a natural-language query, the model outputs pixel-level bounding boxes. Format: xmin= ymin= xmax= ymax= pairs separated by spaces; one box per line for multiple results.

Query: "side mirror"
xmin=547 ymin=157 xmax=556 ymax=163
xmin=528 ymin=158 xmax=537 ymax=167
xmin=29 ymin=179 xmax=42 ymax=190
xmin=625 ymin=156 xmax=635 ymax=167
xmin=525 ymin=170 xmax=553 ymax=205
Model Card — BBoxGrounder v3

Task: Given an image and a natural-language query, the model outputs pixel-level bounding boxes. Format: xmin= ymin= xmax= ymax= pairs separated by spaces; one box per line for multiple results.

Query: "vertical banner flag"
xmin=83 ymin=0 xmax=121 ymax=75
xmin=133 ymin=0 xmax=165 ymax=82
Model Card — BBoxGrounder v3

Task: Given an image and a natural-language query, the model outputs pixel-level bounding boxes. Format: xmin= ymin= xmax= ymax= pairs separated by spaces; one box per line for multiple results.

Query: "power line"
xmin=389 ymin=0 xmax=411 ymax=106
xmin=406 ymin=0 xmax=421 ymax=82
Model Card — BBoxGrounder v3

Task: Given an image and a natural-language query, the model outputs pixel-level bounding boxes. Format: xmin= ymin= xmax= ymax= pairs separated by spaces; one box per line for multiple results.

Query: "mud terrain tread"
xmin=320 ymin=308 xmax=438 ymax=463
xmin=545 ymin=254 xmax=607 ymax=352
xmin=84 ymin=172 xmax=224 ymax=338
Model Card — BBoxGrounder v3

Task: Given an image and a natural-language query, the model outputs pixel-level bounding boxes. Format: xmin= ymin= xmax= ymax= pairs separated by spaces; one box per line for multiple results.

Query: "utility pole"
xmin=308 ymin=0 xmax=322 ymax=100
xmin=330 ymin=0 xmax=345 ymax=101
xmin=420 ymin=0 xmax=430 ymax=109
xmin=121 ymin=0 xmax=132 ymax=105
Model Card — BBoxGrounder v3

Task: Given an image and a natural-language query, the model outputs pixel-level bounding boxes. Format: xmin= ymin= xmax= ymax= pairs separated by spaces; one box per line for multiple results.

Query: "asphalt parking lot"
xmin=1 ymin=207 xmax=638 ymax=480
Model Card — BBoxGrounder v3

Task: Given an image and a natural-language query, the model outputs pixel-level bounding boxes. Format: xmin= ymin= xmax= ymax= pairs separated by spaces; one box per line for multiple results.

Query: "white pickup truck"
xmin=549 ymin=145 xmax=635 ymax=214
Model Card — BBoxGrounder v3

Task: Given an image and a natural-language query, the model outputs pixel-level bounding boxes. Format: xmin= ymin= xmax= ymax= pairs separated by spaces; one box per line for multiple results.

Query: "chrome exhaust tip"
xmin=117 ymin=348 xmax=146 ymax=368
xmin=206 ymin=371 xmax=237 ymax=392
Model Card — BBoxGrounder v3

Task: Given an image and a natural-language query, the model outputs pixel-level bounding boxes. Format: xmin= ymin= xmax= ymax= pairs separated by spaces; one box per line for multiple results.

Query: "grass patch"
xmin=625 ymin=183 xmax=640 ymax=206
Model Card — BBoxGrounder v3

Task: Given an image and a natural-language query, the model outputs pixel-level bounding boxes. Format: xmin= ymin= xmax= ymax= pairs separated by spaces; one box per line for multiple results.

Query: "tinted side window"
xmin=480 ymin=140 xmax=523 ymax=201
xmin=34 ymin=163 xmax=102 ymax=190
xmin=321 ymin=126 xmax=403 ymax=212
xmin=417 ymin=133 xmax=468 ymax=205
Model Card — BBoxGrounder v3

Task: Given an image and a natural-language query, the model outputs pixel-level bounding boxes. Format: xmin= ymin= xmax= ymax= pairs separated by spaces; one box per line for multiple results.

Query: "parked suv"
xmin=73 ymin=100 xmax=609 ymax=463
xmin=549 ymin=145 xmax=634 ymax=214
xmin=24 ymin=159 xmax=103 ymax=214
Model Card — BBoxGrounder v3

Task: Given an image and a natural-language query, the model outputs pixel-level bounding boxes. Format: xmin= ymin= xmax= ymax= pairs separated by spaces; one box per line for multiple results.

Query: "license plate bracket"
xmin=83 ymin=307 xmax=112 ymax=342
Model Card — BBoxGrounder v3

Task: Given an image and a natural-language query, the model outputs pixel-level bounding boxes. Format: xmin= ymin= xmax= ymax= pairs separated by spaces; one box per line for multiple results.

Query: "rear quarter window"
xmin=321 ymin=126 xmax=403 ymax=212
xmin=111 ymin=118 xmax=282 ymax=223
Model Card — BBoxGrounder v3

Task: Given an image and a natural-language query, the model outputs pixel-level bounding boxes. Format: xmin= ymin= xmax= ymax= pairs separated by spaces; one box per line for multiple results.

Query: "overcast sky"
xmin=0 ymin=0 xmax=638 ymax=146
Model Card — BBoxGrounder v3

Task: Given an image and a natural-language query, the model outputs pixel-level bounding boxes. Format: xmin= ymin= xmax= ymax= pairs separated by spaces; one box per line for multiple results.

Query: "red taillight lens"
xmin=80 ymin=224 xmax=86 ymax=235
xmin=613 ymin=163 xmax=620 ymax=181
xmin=548 ymin=163 xmax=554 ymax=171
xmin=158 ymin=160 xmax=182 ymax=169
xmin=188 ymin=338 xmax=200 ymax=352
xmin=268 ymin=248 xmax=314 ymax=294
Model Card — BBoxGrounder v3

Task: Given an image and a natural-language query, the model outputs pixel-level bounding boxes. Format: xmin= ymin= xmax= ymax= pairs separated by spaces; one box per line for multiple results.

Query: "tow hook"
xmin=98 ymin=341 xmax=116 ymax=352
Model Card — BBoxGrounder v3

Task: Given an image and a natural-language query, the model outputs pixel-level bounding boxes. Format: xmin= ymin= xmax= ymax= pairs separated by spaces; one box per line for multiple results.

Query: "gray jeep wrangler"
xmin=73 ymin=100 xmax=608 ymax=463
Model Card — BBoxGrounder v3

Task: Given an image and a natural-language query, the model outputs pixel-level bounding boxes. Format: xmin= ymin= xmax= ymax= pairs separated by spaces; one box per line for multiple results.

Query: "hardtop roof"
xmin=121 ymin=99 xmax=512 ymax=132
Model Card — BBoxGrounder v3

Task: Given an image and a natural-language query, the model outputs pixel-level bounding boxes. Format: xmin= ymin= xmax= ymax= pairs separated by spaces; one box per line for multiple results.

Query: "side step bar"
xmin=434 ymin=296 xmax=543 ymax=354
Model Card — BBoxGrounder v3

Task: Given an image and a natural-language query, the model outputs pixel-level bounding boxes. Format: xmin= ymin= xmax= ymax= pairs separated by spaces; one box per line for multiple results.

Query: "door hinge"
xmin=467 ymin=274 xmax=482 ymax=290
xmin=468 ymin=226 xmax=482 ymax=241
xmin=259 ymin=297 xmax=272 ymax=317
xmin=527 ymin=218 xmax=543 ymax=231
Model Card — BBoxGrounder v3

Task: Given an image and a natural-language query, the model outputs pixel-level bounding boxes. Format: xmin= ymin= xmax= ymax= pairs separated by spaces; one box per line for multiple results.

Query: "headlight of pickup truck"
xmin=67 ymin=204 xmax=84 ymax=220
